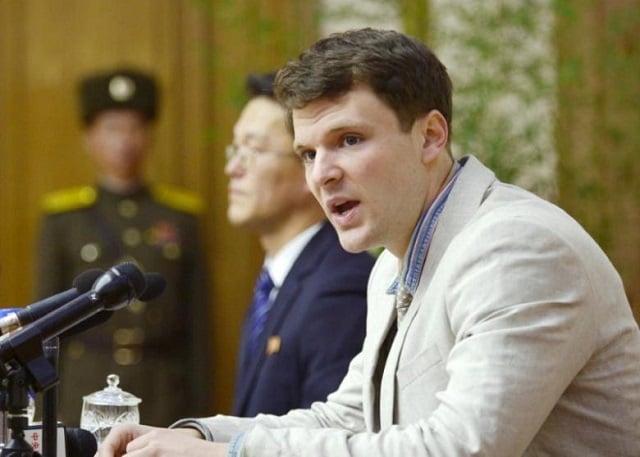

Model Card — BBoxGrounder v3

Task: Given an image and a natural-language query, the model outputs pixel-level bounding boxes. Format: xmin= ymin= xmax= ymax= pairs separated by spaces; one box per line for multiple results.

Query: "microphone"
xmin=0 ymin=269 xmax=104 ymax=336
xmin=58 ymin=271 xmax=166 ymax=340
xmin=0 ymin=263 xmax=147 ymax=374
xmin=89 ymin=263 xmax=147 ymax=310
xmin=139 ymin=272 xmax=167 ymax=301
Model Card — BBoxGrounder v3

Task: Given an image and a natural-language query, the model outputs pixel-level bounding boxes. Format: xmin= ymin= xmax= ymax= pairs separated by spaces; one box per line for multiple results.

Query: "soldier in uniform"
xmin=33 ymin=67 xmax=211 ymax=427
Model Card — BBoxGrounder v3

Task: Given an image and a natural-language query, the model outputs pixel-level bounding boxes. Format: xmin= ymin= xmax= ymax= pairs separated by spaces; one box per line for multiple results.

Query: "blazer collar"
xmin=418 ymin=155 xmax=497 ymax=299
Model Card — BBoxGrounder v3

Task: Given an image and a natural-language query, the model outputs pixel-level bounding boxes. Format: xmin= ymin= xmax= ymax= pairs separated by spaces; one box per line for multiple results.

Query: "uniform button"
xmin=114 ymin=348 xmax=143 ymax=366
xmin=122 ymin=228 xmax=142 ymax=247
xmin=113 ymin=327 xmax=145 ymax=345
xmin=113 ymin=326 xmax=145 ymax=365
xmin=117 ymin=199 xmax=138 ymax=218
xmin=162 ymin=242 xmax=181 ymax=260
xmin=128 ymin=300 xmax=147 ymax=315
xmin=80 ymin=243 xmax=100 ymax=263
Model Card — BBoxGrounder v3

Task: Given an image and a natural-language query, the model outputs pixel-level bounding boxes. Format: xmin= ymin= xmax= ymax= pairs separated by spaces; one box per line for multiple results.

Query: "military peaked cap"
xmin=79 ymin=67 xmax=158 ymax=125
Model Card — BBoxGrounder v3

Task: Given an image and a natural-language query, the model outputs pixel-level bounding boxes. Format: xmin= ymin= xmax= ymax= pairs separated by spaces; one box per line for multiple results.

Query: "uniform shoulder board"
xmin=40 ymin=186 xmax=97 ymax=214
xmin=150 ymin=184 xmax=204 ymax=215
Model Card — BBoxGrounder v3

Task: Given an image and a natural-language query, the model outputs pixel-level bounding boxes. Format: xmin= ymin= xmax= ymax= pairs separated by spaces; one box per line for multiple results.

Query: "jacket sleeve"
xmin=190 ymin=215 xmax=623 ymax=456
xmin=181 ymin=349 xmax=368 ymax=442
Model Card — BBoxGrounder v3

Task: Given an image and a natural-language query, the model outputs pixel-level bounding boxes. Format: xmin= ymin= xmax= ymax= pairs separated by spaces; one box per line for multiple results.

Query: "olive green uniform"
xmin=35 ymin=183 xmax=211 ymax=427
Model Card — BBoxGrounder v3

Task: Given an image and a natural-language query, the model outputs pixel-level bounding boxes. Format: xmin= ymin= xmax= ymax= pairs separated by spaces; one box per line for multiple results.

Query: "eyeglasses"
xmin=225 ymin=144 xmax=298 ymax=163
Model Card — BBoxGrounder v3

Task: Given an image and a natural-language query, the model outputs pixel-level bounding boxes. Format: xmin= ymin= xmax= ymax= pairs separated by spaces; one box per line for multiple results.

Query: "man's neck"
xmin=98 ymin=175 xmax=144 ymax=195
xmin=260 ymin=215 xmax=325 ymax=257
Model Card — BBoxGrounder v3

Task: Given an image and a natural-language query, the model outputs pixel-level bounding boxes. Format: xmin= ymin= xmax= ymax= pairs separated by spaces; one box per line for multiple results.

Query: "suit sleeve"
xmin=186 ymin=349 xmax=370 ymax=442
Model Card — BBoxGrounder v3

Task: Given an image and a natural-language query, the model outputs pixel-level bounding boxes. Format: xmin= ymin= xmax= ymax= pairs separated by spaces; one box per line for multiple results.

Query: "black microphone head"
xmin=111 ymin=262 xmax=147 ymax=297
xmin=139 ymin=272 xmax=167 ymax=301
xmin=65 ymin=427 xmax=97 ymax=457
xmin=72 ymin=268 xmax=104 ymax=292
xmin=92 ymin=262 xmax=147 ymax=307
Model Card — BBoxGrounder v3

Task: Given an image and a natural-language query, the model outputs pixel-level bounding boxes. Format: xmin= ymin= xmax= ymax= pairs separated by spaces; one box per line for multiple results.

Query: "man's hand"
xmin=95 ymin=424 xmax=230 ymax=457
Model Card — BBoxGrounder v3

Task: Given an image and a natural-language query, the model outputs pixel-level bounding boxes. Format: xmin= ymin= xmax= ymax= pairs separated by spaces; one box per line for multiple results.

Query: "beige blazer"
xmin=194 ymin=155 xmax=640 ymax=456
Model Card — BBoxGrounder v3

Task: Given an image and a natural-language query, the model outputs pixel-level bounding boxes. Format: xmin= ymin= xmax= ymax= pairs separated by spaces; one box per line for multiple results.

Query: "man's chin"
xmin=226 ymin=210 xmax=249 ymax=227
xmin=336 ymin=231 xmax=371 ymax=254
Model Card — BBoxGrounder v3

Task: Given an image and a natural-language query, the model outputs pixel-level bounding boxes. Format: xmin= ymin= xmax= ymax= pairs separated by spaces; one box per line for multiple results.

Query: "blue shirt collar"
xmin=387 ymin=159 xmax=464 ymax=296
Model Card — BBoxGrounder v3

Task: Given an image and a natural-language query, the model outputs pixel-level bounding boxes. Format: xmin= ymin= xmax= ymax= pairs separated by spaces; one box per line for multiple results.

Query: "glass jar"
xmin=79 ymin=374 xmax=141 ymax=444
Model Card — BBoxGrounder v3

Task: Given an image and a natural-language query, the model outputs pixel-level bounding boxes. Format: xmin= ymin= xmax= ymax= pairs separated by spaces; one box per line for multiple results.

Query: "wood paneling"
xmin=555 ymin=0 xmax=640 ymax=321
xmin=0 ymin=0 xmax=318 ymax=416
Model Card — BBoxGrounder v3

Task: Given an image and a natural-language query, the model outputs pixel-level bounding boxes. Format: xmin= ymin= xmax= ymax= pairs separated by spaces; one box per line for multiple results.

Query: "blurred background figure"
xmin=225 ymin=72 xmax=375 ymax=417
xmin=33 ymin=67 xmax=211 ymax=426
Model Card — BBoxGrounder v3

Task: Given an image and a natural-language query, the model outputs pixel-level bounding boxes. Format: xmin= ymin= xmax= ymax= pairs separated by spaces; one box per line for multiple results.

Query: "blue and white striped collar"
xmin=387 ymin=159 xmax=464 ymax=296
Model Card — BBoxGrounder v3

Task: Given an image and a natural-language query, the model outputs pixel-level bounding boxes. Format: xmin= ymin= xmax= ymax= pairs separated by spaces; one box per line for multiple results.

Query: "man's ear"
xmin=419 ymin=110 xmax=448 ymax=163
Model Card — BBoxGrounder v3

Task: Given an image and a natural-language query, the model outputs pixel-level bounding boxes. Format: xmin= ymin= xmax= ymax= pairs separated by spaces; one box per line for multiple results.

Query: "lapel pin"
xmin=266 ymin=335 xmax=281 ymax=355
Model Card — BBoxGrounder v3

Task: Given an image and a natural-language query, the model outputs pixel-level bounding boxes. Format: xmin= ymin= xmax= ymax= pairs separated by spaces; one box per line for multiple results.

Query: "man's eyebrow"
xmin=293 ymin=123 xmax=365 ymax=151
xmin=293 ymin=142 xmax=310 ymax=153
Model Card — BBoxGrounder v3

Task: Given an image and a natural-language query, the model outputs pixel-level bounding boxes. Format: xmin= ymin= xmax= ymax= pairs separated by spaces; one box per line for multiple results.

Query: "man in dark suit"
xmin=225 ymin=72 xmax=374 ymax=416
xmin=34 ymin=67 xmax=211 ymax=427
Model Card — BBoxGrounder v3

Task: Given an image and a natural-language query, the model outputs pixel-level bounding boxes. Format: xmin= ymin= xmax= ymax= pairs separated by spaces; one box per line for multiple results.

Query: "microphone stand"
xmin=0 ymin=324 xmax=57 ymax=457
xmin=0 ymin=263 xmax=150 ymax=456
xmin=41 ymin=338 xmax=59 ymax=457
xmin=0 ymin=363 xmax=41 ymax=457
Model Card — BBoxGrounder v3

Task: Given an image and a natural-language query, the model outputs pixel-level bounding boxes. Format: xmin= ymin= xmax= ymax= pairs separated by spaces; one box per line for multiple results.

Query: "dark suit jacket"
xmin=233 ymin=221 xmax=374 ymax=417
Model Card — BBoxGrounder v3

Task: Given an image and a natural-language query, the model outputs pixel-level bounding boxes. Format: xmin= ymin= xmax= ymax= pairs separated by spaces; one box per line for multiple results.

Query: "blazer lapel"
xmin=234 ymin=308 xmax=267 ymax=414
xmin=359 ymin=250 xmax=400 ymax=431
xmin=264 ymin=222 xmax=335 ymax=336
xmin=377 ymin=156 xmax=498 ymax=428
xmin=364 ymin=289 xmax=397 ymax=431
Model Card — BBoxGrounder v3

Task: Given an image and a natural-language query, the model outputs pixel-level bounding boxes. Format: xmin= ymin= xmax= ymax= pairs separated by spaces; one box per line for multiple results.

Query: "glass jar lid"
xmin=82 ymin=374 xmax=142 ymax=406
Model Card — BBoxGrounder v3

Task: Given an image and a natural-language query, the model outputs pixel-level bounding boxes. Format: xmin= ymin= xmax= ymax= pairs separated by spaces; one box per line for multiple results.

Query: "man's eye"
xmin=300 ymin=150 xmax=316 ymax=163
xmin=343 ymin=135 xmax=360 ymax=146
